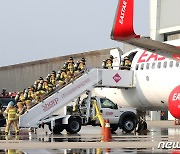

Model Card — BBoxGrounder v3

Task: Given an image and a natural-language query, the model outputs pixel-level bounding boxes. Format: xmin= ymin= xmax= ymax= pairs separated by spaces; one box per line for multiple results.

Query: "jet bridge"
xmin=19 ymin=68 xmax=134 ymax=128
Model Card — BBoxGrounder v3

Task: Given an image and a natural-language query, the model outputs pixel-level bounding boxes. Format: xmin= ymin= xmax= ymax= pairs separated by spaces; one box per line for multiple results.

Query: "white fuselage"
xmin=95 ymin=40 xmax=180 ymax=111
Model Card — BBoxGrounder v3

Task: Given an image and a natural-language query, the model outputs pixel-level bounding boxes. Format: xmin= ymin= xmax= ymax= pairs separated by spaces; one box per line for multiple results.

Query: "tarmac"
xmin=0 ymin=120 xmax=180 ymax=153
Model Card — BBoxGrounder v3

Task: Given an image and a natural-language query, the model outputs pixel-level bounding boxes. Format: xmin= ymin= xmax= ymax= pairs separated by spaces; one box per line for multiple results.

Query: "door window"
xmin=100 ymin=98 xmax=118 ymax=109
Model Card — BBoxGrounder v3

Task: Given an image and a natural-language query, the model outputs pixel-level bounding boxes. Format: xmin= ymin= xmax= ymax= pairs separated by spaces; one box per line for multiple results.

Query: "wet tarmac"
xmin=0 ymin=121 xmax=180 ymax=153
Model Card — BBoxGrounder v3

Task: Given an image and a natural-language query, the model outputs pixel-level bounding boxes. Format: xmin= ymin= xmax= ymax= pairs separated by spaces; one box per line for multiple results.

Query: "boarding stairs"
xmin=19 ymin=68 xmax=134 ymax=128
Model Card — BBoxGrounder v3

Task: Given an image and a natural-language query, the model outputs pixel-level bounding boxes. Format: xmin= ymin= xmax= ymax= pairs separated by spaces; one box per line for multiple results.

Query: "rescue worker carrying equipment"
xmin=5 ymin=101 xmax=19 ymax=135
xmin=122 ymin=56 xmax=131 ymax=70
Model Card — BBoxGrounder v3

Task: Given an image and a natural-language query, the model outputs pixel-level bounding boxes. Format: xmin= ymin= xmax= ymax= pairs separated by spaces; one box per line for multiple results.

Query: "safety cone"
xmin=101 ymin=119 xmax=105 ymax=135
xmin=103 ymin=119 xmax=112 ymax=142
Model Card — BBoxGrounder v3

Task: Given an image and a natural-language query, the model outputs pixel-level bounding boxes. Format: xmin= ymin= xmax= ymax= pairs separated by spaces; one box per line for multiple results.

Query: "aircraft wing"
xmin=111 ymin=0 xmax=180 ymax=61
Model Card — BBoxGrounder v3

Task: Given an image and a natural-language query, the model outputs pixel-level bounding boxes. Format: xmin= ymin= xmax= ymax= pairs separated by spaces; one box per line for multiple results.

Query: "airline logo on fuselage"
xmin=173 ymin=93 xmax=180 ymax=101
xmin=138 ymin=51 xmax=166 ymax=63
xmin=119 ymin=0 xmax=128 ymax=25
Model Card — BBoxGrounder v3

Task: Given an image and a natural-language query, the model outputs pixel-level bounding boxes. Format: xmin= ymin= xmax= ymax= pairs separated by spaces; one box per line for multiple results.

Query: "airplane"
xmin=94 ymin=0 xmax=180 ymax=131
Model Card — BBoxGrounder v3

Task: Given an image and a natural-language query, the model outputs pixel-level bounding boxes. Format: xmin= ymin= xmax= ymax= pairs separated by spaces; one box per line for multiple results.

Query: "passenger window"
xmin=157 ymin=62 xmax=161 ymax=69
xmin=146 ymin=63 xmax=150 ymax=69
xmin=176 ymin=62 xmax=179 ymax=67
xmin=152 ymin=62 xmax=155 ymax=69
xmin=141 ymin=64 xmax=144 ymax=70
xmin=136 ymin=64 xmax=139 ymax=70
xmin=163 ymin=61 xmax=167 ymax=68
xmin=169 ymin=61 xmax=173 ymax=68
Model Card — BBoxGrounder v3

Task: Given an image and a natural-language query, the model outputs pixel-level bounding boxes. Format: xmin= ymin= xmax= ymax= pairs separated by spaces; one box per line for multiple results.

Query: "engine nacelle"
xmin=168 ymin=85 xmax=180 ymax=119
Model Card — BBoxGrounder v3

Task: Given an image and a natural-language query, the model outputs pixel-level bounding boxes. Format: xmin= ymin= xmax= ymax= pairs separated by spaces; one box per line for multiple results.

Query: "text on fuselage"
xmin=138 ymin=51 xmax=166 ymax=63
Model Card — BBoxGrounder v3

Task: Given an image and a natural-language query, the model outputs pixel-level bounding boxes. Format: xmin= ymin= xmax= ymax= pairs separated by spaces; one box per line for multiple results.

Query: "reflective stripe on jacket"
xmin=6 ymin=107 xmax=17 ymax=121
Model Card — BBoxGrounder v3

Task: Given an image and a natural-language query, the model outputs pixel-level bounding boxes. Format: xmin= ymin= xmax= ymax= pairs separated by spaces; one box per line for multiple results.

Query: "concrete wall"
xmin=0 ymin=48 xmax=117 ymax=92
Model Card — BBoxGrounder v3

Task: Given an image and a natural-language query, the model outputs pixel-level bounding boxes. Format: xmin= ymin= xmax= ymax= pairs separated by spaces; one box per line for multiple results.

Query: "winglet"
xmin=111 ymin=0 xmax=140 ymax=41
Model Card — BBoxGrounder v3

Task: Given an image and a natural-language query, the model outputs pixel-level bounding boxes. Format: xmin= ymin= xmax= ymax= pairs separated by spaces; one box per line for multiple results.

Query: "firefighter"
xmin=81 ymin=57 xmax=86 ymax=64
xmin=68 ymin=57 xmax=74 ymax=64
xmin=15 ymin=92 xmax=24 ymax=115
xmin=78 ymin=59 xmax=86 ymax=71
xmin=46 ymin=74 xmax=51 ymax=84
xmin=75 ymin=59 xmax=86 ymax=77
xmin=50 ymin=71 xmax=56 ymax=87
xmin=24 ymin=89 xmax=32 ymax=111
xmin=56 ymin=67 xmax=68 ymax=87
xmin=5 ymin=101 xmax=19 ymax=135
xmin=105 ymin=57 xmax=113 ymax=69
xmin=28 ymin=86 xmax=36 ymax=101
xmin=122 ymin=56 xmax=131 ymax=70
xmin=35 ymin=80 xmax=46 ymax=103
xmin=42 ymin=80 xmax=51 ymax=93
xmin=67 ymin=60 xmax=75 ymax=82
